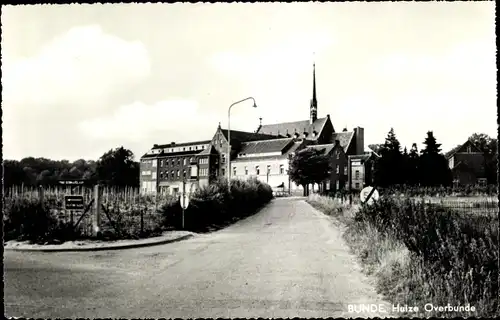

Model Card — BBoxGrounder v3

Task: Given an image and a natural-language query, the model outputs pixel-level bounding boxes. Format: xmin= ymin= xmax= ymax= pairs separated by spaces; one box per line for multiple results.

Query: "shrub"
xmin=160 ymin=177 xmax=273 ymax=232
xmin=354 ymin=197 xmax=498 ymax=317
xmin=3 ymin=198 xmax=76 ymax=244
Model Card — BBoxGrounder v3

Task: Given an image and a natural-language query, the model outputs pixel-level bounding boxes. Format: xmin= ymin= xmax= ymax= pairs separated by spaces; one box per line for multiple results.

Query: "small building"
xmin=445 ymin=140 xmax=488 ymax=186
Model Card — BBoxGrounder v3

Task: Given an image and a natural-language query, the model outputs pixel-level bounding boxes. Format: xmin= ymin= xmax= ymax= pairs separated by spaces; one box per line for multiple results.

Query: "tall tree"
xmin=288 ymin=148 xmax=331 ymax=196
xmin=96 ymin=146 xmax=140 ymax=187
xmin=407 ymin=143 xmax=420 ymax=186
xmin=374 ymin=128 xmax=404 ymax=187
xmin=419 ymin=131 xmax=452 ymax=186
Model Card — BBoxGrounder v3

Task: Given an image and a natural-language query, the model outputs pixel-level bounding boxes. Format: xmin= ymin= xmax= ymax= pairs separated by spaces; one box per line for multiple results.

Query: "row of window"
xmin=156 ymin=157 xmax=210 ymax=167
xmin=232 ymin=164 xmax=286 ymax=176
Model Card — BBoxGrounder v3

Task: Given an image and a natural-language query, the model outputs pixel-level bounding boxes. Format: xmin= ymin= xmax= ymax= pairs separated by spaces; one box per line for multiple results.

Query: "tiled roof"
xmin=332 ymin=131 xmax=355 ymax=152
xmin=257 ymin=116 xmax=329 ymax=140
xmin=232 ymin=154 xmax=289 ymax=162
xmin=286 ymin=141 xmax=305 ymax=155
xmin=141 ymin=149 xmax=202 ymax=159
xmin=239 ymin=138 xmax=294 ymax=155
xmin=141 ymin=153 xmax=159 ymax=159
xmin=220 ymin=129 xmax=280 ymax=143
xmin=153 ymin=140 xmax=212 ymax=149
xmin=305 ymin=143 xmax=335 ymax=155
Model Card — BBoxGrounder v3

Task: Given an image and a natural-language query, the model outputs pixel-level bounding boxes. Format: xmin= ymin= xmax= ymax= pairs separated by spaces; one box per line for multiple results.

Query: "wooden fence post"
xmin=93 ymin=184 xmax=101 ymax=237
xmin=38 ymin=185 xmax=44 ymax=205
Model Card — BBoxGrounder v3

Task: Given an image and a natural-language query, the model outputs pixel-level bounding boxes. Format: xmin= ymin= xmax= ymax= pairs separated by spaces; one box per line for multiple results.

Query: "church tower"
xmin=310 ymin=63 xmax=318 ymax=124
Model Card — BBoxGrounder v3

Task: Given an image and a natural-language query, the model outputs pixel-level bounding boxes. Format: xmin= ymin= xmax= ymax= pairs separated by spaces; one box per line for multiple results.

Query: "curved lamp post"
xmin=227 ymin=97 xmax=257 ymax=189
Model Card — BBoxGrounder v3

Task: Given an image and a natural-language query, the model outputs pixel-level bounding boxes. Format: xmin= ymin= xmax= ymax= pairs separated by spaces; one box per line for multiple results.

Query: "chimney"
xmin=153 ymin=144 xmax=158 ymax=148
xmin=171 ymin=142 xmax=176 ymax=146
xmin=353 ymin=127 xmax=364 ymax=155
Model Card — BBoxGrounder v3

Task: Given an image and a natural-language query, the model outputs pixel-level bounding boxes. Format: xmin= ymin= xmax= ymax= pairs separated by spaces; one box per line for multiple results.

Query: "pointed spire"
xmin=310 ymin=62 xmax=318 ymax=124
xmin=312 ymin=63 xmax=317 ymax=103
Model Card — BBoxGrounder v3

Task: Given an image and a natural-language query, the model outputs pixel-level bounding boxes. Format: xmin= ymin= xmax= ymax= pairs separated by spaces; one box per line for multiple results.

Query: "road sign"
xmin=180 ymin=192 xmax=190 ymax=210
xmin=65 ymin=195 xmax=84 ymax=210
xmin=360 ymin=186 xmax=379 ymax=205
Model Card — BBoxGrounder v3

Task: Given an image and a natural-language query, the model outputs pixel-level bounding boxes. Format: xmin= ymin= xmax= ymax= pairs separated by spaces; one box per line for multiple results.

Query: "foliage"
xmin=159 ymin=177 xmax=273 ymax=232
xmin=3 ymin=199 xmax=80 ymax=244
xmin=374 ymin=128 xmax=404 ymax=187
xmin=467 ymin=133 xmax=498 ymax=184
xmin=353 ymin=197 xmax=498 ymax=317
xmin=96 ymin=146 xmax=139 ymax=187
xmin=308 ymin=194 xmax=499 ymax=318
xmin=419 ymin=131 xmax=452 ymax=187
xmin=3 ymin=146 xmax=140 ymax=188
xmin=288 ymin=148 xmax=331 ymax=196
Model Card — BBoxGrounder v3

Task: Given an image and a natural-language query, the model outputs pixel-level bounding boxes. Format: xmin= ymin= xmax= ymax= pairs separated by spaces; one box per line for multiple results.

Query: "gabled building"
xmin=140 ymin=140 xmax=212 ymax=194
xmin=445 ymin=139 xmax=487 ymax=186
xmin=231 ymin=138 xmax=306 ymax=189
xmin=347 ymin=147 xmax=381 ymax=191
xmin=140 ymin=63 xmax=370 ymax=194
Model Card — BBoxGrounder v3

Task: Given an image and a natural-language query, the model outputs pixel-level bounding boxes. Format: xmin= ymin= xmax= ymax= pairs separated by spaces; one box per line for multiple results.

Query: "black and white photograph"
xmin=2 ymin=2 xmax=498 ymax=318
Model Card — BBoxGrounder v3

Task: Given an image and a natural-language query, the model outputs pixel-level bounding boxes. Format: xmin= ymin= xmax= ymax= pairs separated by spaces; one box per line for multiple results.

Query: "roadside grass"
xmin=307 ymin=194 xmax=498 ymax=318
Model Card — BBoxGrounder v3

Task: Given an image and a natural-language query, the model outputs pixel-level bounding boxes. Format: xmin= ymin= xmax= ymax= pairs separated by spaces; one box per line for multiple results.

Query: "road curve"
xmin=4 ymin=198 xmax=391 ymax=318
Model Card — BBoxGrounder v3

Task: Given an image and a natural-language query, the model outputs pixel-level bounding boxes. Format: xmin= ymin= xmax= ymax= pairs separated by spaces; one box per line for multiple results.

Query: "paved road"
xmin=4 ymin=198 xmax=391 ymax=318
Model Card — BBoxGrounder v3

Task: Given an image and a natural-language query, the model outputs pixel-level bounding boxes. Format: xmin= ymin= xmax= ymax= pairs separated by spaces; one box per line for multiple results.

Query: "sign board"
xmin=65 ymin=195 xmax=84 ymax=210
xmin=59 ymin=180 xmax=85 ymax=185
xmin=180 ymin=192 xmax=190 ymax=210
xmin=360 ymin=186 xmax=379 ymax=205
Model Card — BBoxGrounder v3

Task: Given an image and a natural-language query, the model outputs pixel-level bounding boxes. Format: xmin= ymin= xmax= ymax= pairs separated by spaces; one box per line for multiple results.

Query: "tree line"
xmin=287 ymin=130 xmax=498 ymax=195
xmin=369 ymin=130 xmax=497 ymax=187
xmin=3 ymin=147 xmax=140 ymax=188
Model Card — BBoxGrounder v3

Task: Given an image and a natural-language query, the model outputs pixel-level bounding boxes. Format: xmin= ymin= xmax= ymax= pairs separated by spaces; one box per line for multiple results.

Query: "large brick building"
xmin=140 ymin=64 xmax=368 ymax=194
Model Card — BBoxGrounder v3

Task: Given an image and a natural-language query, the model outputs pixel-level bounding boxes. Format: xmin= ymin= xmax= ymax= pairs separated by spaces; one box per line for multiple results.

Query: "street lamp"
xmin=227 ymin=97 xmax=257 ymax=189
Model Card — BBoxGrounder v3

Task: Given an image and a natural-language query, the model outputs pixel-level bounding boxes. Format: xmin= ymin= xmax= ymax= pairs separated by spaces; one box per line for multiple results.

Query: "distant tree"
xmin=407 ymin=143 xmax=420 ymax=186
xmin=96 ymin=146 xmax=140 ymax=187
xmin=374 ymin=128 xmax=404 ymax=187
xmin=419 ymin=131 xmax=452 ymax=187
xmin=467 ymin=133 xmax=497 ymax=184
xmin=288 ymin=148 xmax=331 ymax=196
xmin=3 ymin=160 xmax=28 ymax=188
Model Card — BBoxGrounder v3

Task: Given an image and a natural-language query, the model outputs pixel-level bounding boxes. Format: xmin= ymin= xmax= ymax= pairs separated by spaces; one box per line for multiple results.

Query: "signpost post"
xmin=180 ymin=179 xmax=189 ymax=229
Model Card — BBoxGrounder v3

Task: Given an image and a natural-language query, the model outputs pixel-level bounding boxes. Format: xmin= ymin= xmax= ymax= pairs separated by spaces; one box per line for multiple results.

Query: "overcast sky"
xmin=2 ymin=2 xmax=497 ymax=161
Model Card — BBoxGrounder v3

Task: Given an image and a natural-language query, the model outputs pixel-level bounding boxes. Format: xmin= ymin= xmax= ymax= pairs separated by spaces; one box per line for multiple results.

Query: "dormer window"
xmin=312 ymin=130 xmax=317 ymax=137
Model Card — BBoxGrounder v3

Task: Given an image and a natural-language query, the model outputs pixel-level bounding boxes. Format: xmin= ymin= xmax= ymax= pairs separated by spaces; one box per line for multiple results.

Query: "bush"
xmin=3 ymin=198 xmax=78 ymax=244
xmin=160 ymin=177 xmax=273 ymax=232
xmin=354 ymin=197 xmax=498 ymax=317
